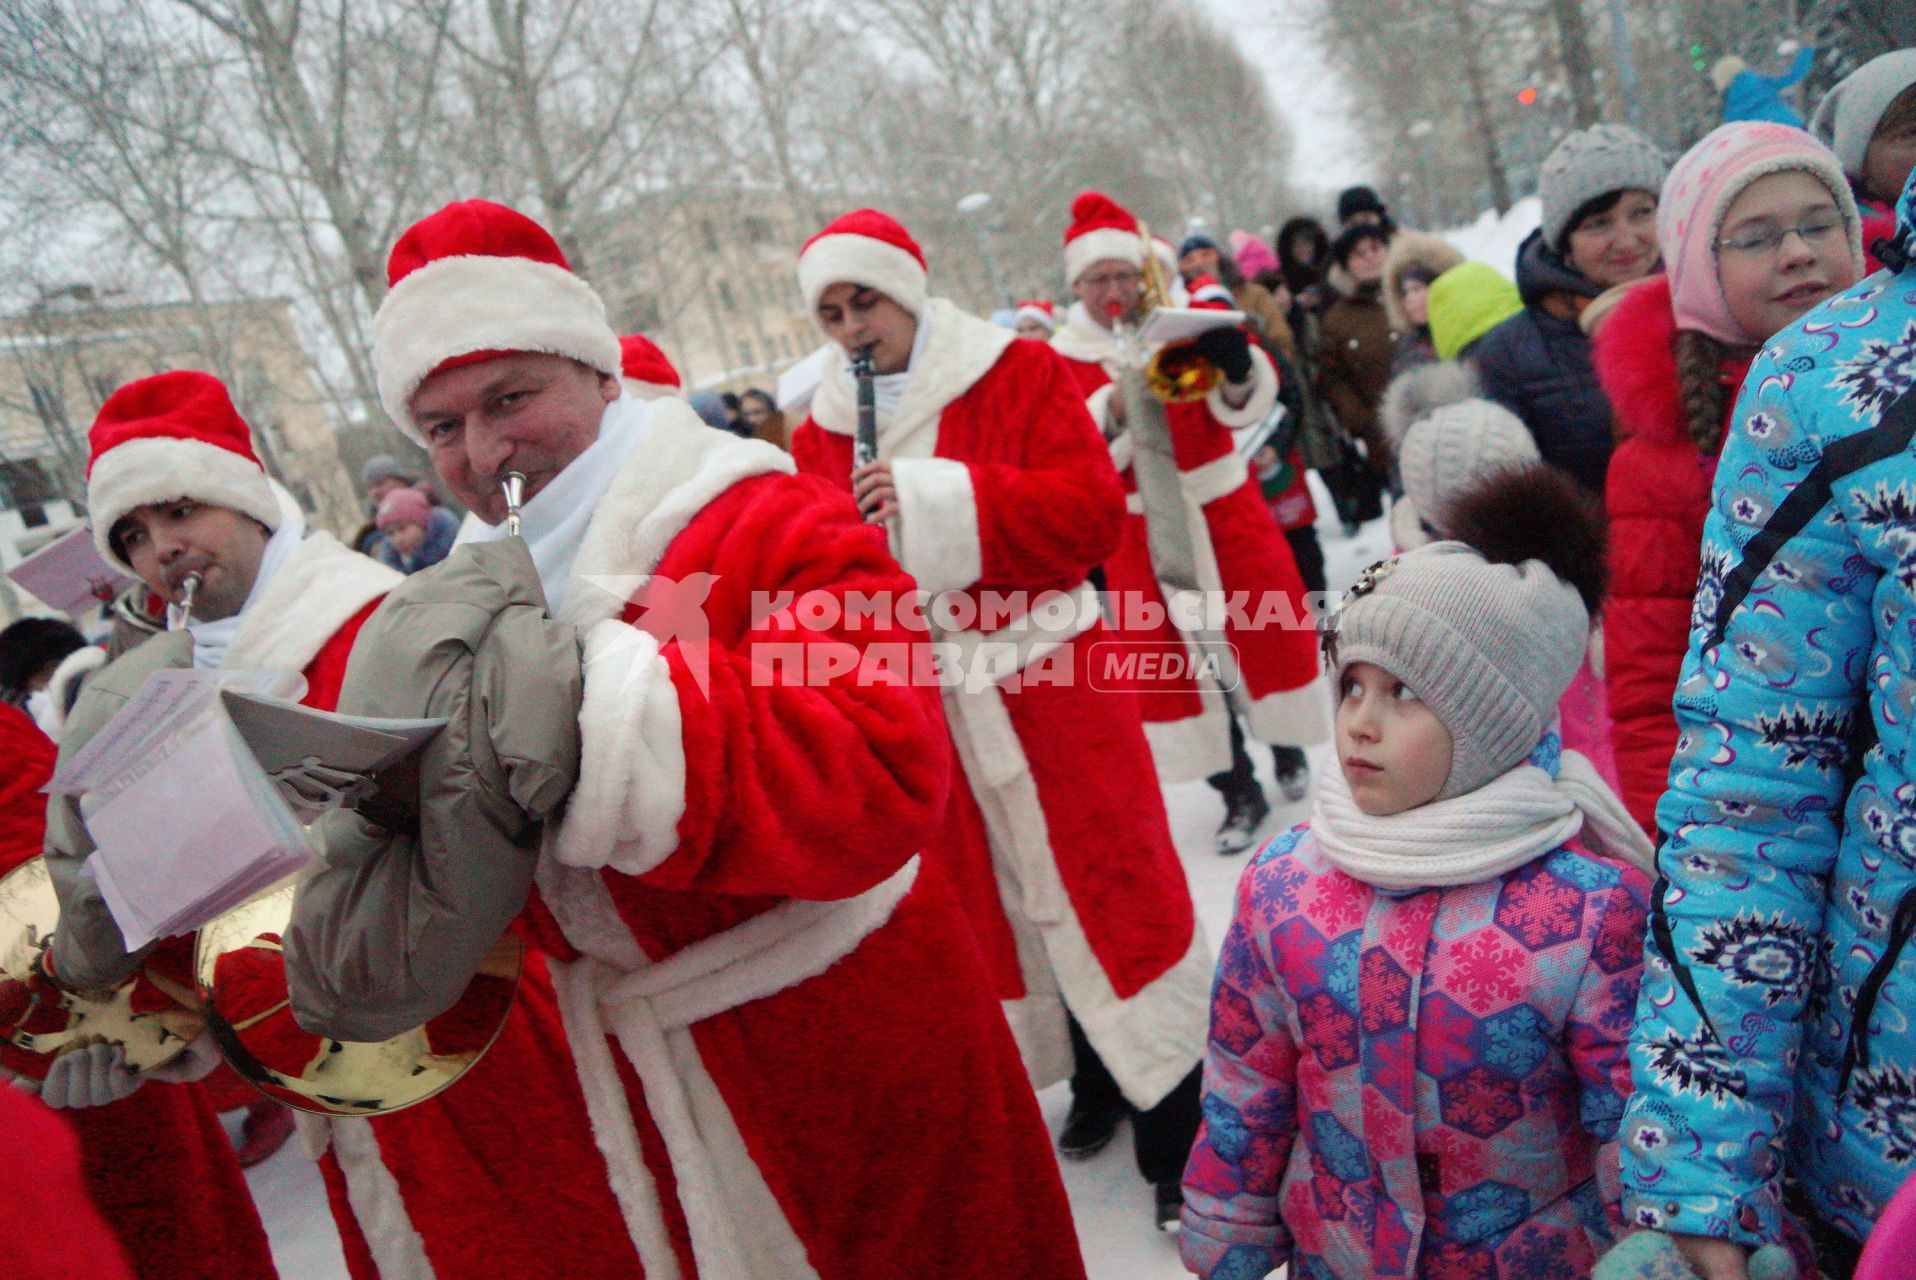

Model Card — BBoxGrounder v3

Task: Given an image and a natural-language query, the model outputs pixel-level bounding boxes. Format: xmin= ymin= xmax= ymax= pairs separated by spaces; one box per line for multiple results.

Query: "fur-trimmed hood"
xmin=1591 ymin=274 xmax=1684 ymax=446
xmin=1382 ymin=230 xmax=1467 ymax=333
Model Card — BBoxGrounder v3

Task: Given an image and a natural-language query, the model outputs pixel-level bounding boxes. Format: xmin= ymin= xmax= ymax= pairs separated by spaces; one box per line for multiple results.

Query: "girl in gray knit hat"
xmin=1180 ymin=480 xmax=1660 ymax=1279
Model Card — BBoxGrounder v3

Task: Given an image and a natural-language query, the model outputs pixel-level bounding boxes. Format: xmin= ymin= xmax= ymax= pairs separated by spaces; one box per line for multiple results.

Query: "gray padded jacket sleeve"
xmin=282 ymin=539 xmax=582 ymax=1041
xmin=44 ymin=629 xmax=193 ymax=991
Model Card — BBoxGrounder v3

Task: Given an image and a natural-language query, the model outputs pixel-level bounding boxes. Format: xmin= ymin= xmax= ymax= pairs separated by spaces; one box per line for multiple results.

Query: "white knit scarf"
xmin=465 ymin=393 xmax=652 ymax=612
xmin=1310 ymin=747 xmax=1654 ymax=891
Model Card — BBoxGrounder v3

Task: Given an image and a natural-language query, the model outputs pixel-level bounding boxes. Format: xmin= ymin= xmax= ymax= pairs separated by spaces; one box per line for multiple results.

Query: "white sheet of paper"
xmin=5 ymin=526 xmax=134 ymax=618
xmin=1141 ymin=306 xmax=1244 ymax=346
xmin=86 ymin=716 xmax=314 ymax=950
xmin=49 ymin=669 xmax=306 ymax=799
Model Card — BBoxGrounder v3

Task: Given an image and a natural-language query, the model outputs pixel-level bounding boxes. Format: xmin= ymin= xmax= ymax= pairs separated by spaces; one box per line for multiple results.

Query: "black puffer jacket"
xmin=1471 ymin=228 xmax=1612 ymax=493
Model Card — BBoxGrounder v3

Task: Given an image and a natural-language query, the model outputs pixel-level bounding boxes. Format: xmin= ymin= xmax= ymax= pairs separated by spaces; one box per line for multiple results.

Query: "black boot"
xmin=1215 ymin=785 xmax=1271 ymax=856
xmin=1058 ymin=1096 xmax=1123 ymax=1160
xmin=1154 ymin=1179 xmax=1183 ymax=1232
xmin=1272 ymin=744 xmax=1311 ymax=804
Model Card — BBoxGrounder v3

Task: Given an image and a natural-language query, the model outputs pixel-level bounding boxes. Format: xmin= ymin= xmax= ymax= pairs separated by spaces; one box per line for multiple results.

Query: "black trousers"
xmin=1068 ymin=1014 xmax=1202 ymax=1185
xmin=1284 ymin=524 xmax=1328 ymax=598
xmin=1205 ymin=713 xmax=1305 ymax=807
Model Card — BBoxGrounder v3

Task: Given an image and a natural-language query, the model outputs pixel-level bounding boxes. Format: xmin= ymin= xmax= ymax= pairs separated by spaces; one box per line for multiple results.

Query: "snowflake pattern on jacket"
xmin=1180 ymin=818 xmax=1649 ymax=1279
xmin=1622 ymin=178 xmax=1916 ymax=1250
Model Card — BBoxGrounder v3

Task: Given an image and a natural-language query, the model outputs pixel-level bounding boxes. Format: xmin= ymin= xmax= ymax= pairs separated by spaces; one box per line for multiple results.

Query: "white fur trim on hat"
xmin=373 ymin=254 xmax=622 ymax=444
xmin=797 ymin=234 xmax=929 ymax=316
xmin=1013 ymin=303 xmax=1055 ymax=331
xmin=88 ymin=436 xmax=281 ymax=574
xmin=1065 ymin=228 xmax=1146 ymax=284
xmin=621 ymin=378 xmax=679 ymax=403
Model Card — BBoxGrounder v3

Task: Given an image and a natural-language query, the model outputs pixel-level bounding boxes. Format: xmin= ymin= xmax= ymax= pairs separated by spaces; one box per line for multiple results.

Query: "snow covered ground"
xmin=243 ymin=490 xmax=1395 ymax=1280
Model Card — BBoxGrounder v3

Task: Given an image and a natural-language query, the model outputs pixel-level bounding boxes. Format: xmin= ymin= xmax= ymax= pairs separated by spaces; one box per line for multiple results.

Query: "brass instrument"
xmin=192 ymin=466 xmax=532 ymax=1116
xmin=0 ymin=860 xmax=201 ymax=1080
xmin=1133 ymin=218 xmax=1223 ymax=405
xmin=1115 ymin=219 xmax=1203 ymax=593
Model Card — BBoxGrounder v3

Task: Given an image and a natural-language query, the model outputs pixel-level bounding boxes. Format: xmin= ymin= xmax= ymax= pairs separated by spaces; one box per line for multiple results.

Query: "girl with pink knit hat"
xmin=1598 ymin=122 xmax=1864 ymax=836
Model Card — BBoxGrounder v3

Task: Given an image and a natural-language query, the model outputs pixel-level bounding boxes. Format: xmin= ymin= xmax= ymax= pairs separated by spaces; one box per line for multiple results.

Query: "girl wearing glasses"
xmin=1596 ymin=122 xmax=1863 ymax=840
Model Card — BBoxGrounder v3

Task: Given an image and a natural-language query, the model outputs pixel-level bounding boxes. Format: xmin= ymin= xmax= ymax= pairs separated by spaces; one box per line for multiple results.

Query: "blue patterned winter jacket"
xmin=1621 ymin=176 xmax=1916 ymax=1249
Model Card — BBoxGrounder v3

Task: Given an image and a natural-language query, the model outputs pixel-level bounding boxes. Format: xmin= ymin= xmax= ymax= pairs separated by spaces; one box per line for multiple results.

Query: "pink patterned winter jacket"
xmin=1181 ymin=821 xmax=1650 ymax=1279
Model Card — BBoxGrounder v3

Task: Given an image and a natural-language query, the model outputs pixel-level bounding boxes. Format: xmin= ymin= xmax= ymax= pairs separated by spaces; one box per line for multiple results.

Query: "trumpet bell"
xmin=194 ymin=880 xmax=523 ymax=1117
xmin=1145 ymin=341 xmax=1223 ymax=403
xmin=0 ymin=859 xmax=200 ymax=1077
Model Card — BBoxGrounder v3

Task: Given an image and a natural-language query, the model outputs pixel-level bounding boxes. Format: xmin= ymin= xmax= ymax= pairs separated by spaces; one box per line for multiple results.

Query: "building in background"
xmin=0 ymin=287 xmax=359 ymax=620
xmin=596 ymin=192 xmax=828 ymax=392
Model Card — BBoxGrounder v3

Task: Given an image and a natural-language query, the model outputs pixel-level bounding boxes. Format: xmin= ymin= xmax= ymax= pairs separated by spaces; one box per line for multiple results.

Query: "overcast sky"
xmin=1191 ymin=0 xmax=1369 ymax=205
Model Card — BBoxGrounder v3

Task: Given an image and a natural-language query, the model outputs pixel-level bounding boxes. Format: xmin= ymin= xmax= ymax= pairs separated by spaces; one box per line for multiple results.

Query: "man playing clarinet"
xmin=788 ymin=208 xmax=1210 ymax=1231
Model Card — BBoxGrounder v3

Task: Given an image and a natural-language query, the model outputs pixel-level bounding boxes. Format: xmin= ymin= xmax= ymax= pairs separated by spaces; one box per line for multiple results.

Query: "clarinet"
xmin=850 ymin=346 xmax=880 ymax=522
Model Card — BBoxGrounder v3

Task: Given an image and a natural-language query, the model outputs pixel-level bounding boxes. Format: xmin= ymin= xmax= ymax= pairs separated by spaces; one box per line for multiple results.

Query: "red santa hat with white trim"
xmin=1063 ymin=191 xmax=1146 ymax=284
xmin=619 ymin=333 xmax=682 ymax=401
xmin=796 ymin=209 xmax=930 ymax=317
xmin=372 ymin=199 xmax=622 ymax=443
xmin=86 ymin=370 xmax=282 ymax=574
xmin=1013 ymin=299 xmax=1056 ymax=333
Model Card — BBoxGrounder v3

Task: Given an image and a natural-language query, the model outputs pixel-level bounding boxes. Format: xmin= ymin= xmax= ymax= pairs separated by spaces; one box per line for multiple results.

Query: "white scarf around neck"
xmin=1310 ymin=748 xmax=1653 ymax=891
xmin=173 ymin=500 xmax=306 ymax=670
xmin=465 ymin=393 xmax=653 ymax=612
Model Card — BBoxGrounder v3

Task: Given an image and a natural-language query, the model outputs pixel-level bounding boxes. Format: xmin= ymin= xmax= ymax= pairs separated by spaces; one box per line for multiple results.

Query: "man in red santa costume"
xmin=1049 ymin=190 xmax=1327 ymax=856
xmin=787 ymin=208 xmax=1211 ymax=1230
xmin=284 ymin=198 xmax=1085 ymax=1279
xmin=32 ymin=370 xmax=643 ymax=1280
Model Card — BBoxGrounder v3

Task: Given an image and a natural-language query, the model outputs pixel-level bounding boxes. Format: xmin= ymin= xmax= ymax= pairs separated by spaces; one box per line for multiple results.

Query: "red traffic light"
xmin=1516 ymin=87 xmax=1539 ymax=106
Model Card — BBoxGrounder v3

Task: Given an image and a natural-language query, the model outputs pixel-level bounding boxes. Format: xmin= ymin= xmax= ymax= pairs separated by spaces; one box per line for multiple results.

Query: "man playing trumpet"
xmin=1050 ymin=191 xmax=1327 ymax=857
xmin=21 ymin=370 xmax=641 ymax=1279
xmin=284 ymin=198 xmax=1085 ymax=1279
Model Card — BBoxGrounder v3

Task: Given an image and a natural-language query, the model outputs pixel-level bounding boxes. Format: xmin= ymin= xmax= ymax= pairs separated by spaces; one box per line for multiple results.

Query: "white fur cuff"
xmin=555 ymin=619 xmax=688 ymax=877
xmin=373 ymin=254 xmax=622 ymax=443
xmin=1240 ymin=673 xmax=1332 ymax=747
xmin=1205 ymin=346 xmax=1278 ymax=429
xmin=888 ymin=457 xmax=982 ymax=595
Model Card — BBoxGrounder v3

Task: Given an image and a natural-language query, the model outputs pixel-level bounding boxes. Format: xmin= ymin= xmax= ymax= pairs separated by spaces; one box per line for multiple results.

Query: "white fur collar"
xmin=560 ymin=398 xmax=795 ymax=630
xmin=809 ymin=298 xmax=1014 ymax=457
xmin=1049 ymin=300 xmax=1123 ymax=371
xmin=224 ymin=533 xmax=401 ymax=674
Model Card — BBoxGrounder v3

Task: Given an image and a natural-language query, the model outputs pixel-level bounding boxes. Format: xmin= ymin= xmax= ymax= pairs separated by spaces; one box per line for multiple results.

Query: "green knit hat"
xmin=1428 ymin=263 xmax=1522 ymax=361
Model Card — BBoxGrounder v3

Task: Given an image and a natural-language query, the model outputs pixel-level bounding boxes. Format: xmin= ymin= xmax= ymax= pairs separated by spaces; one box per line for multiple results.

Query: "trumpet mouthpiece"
xmin=501 ymin=472 xmax=528 ymax=537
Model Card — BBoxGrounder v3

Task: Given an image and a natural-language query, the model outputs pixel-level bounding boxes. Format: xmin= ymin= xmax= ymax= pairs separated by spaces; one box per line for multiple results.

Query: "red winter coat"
xmin=793 ymin=302 xmax=1207 ymax=1107
xmin=1597 ymin=275 xmax=1751 ymax=834
xmin=511 ymin=400 xmax=1085 ymax=1279
xmin=0 ymin=1087 xmax=135 ymax=1280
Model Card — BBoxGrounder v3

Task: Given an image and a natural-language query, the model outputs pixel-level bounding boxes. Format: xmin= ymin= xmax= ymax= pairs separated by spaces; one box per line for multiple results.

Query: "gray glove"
xmin=284 ymin=538 xmax=583 ymax=1042
xmin=39 ymin=1042 xmax=145 ymax=1110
